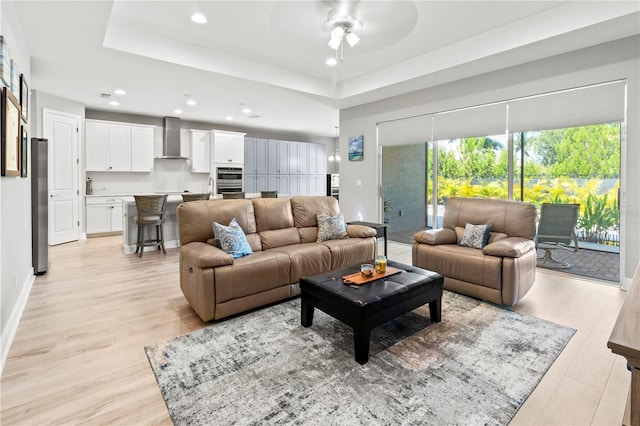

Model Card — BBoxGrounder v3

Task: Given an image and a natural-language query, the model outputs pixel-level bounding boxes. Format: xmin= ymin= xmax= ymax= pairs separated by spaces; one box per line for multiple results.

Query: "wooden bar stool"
xmin=260 ymin=191 xmax=278 ymax=198
xmin=182 ymin=193 xmax=210 ymax=202
xmin=133 ymin=194 xmax=168 ymax=257
xmin=222 ymin=192 xmax=245 ymax=199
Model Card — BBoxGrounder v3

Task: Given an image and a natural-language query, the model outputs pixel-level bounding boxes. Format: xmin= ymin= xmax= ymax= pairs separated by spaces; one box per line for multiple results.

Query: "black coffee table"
xmin=300 ymin=260 xmax=444 ymax=364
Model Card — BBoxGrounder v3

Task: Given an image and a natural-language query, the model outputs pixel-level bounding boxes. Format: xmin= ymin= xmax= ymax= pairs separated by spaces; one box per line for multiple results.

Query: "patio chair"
xmin=535 ymin=203 xmax=580 ymax=269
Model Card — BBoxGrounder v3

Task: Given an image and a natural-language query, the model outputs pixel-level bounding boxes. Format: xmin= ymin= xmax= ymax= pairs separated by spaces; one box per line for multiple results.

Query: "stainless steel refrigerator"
xmin=31 ymin=137 xmax=48 ymax=275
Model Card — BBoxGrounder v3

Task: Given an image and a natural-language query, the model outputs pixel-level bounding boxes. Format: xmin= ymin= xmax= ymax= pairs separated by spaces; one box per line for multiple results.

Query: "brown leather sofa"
xmin=177 ymin=196 xmax=376 ymax=321
xmin=412 ymin=197 xmax=537 ymax=306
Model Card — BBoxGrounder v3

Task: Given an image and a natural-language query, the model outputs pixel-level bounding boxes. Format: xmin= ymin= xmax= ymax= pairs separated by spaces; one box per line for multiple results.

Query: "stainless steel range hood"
xmin=156 ymin=116 xmax=190 ymax=160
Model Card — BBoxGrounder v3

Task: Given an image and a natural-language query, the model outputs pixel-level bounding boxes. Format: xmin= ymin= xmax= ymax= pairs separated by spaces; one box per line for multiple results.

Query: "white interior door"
xmin=44 ymin=109 xmax=80 ymax=245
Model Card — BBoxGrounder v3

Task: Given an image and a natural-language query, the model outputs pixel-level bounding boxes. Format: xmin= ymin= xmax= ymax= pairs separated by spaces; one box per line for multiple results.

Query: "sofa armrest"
xmin=414 ymin=228 xmax=457 ymax=245
xmin=181 ymin=242 xmax=234 ymax=268
xmin=483 ymin=237 xmax=535 ymax=258
xmin=346 ymin=224 xmax=377 ymax=238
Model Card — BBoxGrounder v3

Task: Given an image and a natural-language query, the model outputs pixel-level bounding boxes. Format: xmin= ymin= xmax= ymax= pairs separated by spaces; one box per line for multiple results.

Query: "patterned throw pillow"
xmin=459 ymin=222 xmax=493 ymax=249
xmin=212 ymin=218 xmax=253 ymax=259
xmin=316 ymin=213 xmax=349 ymax=242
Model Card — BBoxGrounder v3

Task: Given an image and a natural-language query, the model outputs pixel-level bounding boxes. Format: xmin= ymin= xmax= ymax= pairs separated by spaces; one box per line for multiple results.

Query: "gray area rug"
xmin=145 ymin=292 xmax=575 ymax=425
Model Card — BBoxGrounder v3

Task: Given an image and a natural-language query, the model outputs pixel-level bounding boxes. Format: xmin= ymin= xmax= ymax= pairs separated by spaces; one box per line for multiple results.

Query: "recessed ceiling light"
xmin=326 ymin=57 xmax=338 ymax=66
xmin=174 ymin=109 xmax=183 ymax=114
xmin=191 ymin=13 xmax=207 ymax=24
xmin=187 ymin=99 xmax=197 ymax=106
xmin=114 ymin=89 xmax=126 ymax=95
xmin=225 ymin=116 xmax=233 ymax=121
xmin=109 ymin=100 xmax=120 ymax=106
xmin=242 ymin=108 xmax=251 ymax=114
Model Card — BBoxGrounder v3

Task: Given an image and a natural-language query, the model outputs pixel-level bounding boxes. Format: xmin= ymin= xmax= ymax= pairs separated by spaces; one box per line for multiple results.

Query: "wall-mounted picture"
xmin=348 ymin=135 xmax=363 ymax=161
xmin=2 ymin=86 xmax=21 ymax=177
xmin=19 ymin=74 xmax=28 ymax=123
xmin=0 ymin=36 xmax=10 ymax=88
xmin=20 ymin=124 xmax=27 ymax=177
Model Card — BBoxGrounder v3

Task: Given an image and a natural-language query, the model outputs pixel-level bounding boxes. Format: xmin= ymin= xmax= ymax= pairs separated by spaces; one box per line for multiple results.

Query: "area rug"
xmin=145 ymin=292 xmax=575 ymax=425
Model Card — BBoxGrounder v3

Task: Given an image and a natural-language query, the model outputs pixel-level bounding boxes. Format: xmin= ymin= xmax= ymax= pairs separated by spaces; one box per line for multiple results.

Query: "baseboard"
xmin=1 ymin=272 xmax=35 ymax=377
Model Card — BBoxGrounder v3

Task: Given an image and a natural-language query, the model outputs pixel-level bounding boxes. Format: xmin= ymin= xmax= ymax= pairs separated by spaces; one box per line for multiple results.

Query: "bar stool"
xmin=182 ymin=193 xmax=210 ymax=202
xmin=260 ymin=191 xmax=278 ymax=198
xmin=133 ymin=194 xmax=168 ymax=257
xmin=222 ymin=192 xmax=245 ymax=199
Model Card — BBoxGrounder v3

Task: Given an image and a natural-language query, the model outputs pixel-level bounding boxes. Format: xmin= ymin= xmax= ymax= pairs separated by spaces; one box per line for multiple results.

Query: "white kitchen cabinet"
xmin=289 ymin=142 xmax=309 ymax=175
xmin=85 ymin=120 xmax=154 ymax=172
xmin=289 ymin=174 xmax=310 ymax=197
xmin=309 ymin=144 xmax=327 ymax=175
xmin=245 ymin=137 xmax=268 ymax=174
xmin=268 ymin=139 xmax=289 ymax=175
xmin=246 ymin=174 xmax=269 ymax=193
xmin=131 ymin=126 xmax=154 ymax=172
xmin=86 ymin=197 xmax=123 ymax=234
xmin=213 ymin=130 xmax=245 ymax=165
xmin=310 ymin=174 xmax=327 ymax=196
xmin=191 ymin=130 xmax=211 ymax=173
xmin=268 ymin=175 xmax=289 ymax=196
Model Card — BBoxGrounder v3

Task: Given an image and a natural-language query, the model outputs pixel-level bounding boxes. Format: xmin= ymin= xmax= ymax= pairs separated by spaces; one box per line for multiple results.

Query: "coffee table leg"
xmin=429 ymin=297 xmax=442 ymax=323
xmin=301 ymin=299 xmax=314 ymax=327
xmin=353 ymin=325 xmax=371 ymax=365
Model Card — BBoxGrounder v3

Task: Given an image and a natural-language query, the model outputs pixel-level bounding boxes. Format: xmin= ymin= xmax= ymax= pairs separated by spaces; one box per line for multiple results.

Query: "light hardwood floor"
xmin=0 ymin=237 xmax=631 ymax=425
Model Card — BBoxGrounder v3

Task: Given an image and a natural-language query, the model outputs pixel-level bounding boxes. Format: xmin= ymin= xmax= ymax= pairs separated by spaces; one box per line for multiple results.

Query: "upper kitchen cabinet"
xmin=213 ymin=130 xmax=245 ymax=165
xmin=191 ymin=130 xmax=211 ymax=173
xmin=85 ymin=120 xmax=154 ymax=172
xmin=245 ymin=137 xmax=268 ymax=175
xmin=309 ymin=143 xmax=327 ymax=175
xmin=289 ymin=141 xmax=309 ymax=174
xmin=268 ymin=139 xmax=290 ymax=175
xmin=130 ymin=126 xmax=154 ymax=172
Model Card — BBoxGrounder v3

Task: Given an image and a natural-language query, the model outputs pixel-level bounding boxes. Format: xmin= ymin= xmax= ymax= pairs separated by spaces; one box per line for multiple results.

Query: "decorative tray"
xmin=342 ymin=267 xmax=402 ymax=285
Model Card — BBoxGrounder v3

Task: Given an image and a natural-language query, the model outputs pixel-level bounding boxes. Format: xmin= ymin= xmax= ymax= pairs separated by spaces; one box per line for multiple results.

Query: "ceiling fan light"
xmin=346 ymin=31 xmax=359 ymax=47
xmin=331 ymin=26 xmax=345 ymax=39
xmin=328 ymin=35 xmax=342 ymax=50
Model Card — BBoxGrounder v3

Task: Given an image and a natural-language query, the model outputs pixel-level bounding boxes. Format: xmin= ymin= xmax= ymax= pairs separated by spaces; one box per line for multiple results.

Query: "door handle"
xmin=50 ymin=194 xmax=59 ymax=198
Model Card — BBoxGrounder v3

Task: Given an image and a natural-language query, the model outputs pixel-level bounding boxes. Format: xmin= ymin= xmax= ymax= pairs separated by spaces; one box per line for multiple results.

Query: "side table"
xmin=347 ymin=221 xmax=388 ymax=257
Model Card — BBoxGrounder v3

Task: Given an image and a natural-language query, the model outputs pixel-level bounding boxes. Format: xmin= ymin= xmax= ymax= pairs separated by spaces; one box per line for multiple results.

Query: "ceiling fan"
xmin=324 ymin=0 xmax=363 ymax=64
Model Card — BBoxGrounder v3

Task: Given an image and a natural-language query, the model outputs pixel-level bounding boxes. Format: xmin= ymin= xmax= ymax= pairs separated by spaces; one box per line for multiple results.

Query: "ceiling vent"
xmin=99 ymin=93 xmax=111 ymax=98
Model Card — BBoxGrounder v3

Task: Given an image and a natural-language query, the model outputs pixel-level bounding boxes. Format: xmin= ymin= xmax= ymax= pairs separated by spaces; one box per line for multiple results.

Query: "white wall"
xmin=339 ymin=35 xmax=640 ymax=284
xmin=1 ymin=1 xmax=32 ymax=373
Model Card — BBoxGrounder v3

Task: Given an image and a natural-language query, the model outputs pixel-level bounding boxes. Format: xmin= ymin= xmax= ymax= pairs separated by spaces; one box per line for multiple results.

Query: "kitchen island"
xmin=119 ymin=193 xmax=262 ymax=254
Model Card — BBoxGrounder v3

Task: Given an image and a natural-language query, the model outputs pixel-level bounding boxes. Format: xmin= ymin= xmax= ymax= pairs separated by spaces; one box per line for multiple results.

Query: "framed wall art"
xmin=20 ymin=124 xmax=28 ymax=177
xmin=19 ymin=74 xmax=28 ymax=123
xmin=2 ymin=86 xmax=21 ymax=176
xmin=348 ymin=135 xmax=363 ymax=161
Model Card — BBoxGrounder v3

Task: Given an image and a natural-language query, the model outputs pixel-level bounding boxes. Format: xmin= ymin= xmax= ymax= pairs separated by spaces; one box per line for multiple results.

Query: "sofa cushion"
xmin=177 ymin=199 xmax=257 ymax=246
xmin=459 ymin=222 xmax=493 ymax=249
xmin=316 ymin=212 xmax=349 ymax=242
xmin=252 ymin=198 xmax=294 ymax=232
xmin=260 ymin=227 xmax=301 ymax=250
xmin=267 ymin=243 xmax=331 ymax=283
xmin=213 ymin=218 xmax=253 ymax=259
xmin=413 ymin=244 xmax=503 ymax=290
xmin=291 ymin=196 xmax=341 ymax=228
xmin=214 ymin=251 xmax=291 ymax=303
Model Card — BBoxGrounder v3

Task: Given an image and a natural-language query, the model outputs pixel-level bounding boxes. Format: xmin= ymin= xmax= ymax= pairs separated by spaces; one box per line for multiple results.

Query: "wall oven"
xmin=216 ymin=167 xmax=243 ymax=194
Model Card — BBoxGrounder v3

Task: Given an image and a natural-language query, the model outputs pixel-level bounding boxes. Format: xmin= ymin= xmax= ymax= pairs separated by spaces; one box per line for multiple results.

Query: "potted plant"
xmin=383 ymin=200 xmax=391 ymax=224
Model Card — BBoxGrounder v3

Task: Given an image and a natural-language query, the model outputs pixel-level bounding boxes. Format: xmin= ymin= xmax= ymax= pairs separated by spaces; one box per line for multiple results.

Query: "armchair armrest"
xmin=483 ymin=237 xmax=535 ymax=258
xmin=414 ymin=228 xmax=457 ymax=245
xmin=181 ymin=242 xmax=234 ymax=268
xmin=346 ymin=224 xmax=377 ymax=238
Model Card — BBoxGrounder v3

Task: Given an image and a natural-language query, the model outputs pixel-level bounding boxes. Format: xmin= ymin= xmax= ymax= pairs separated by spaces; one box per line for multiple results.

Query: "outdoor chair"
xmin=535 ymin=203 xmax=580 ymax=269
xmin=222 ymin=192 xmax=245 ymax=199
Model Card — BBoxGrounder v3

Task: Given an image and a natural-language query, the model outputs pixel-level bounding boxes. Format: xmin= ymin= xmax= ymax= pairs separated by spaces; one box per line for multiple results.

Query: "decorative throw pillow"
xmin=212 ymin=218 xmax=253 ymax=259
xmin=459 ymin=222 xmax=493 ymax=249
xmin=316 ymin=213 xmax=349 ymax=242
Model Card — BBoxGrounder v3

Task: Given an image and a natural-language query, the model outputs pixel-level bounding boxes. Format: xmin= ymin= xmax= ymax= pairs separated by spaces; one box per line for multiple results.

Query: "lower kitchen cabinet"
xmin=86 ymin=197 xmax=123 ymax=234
